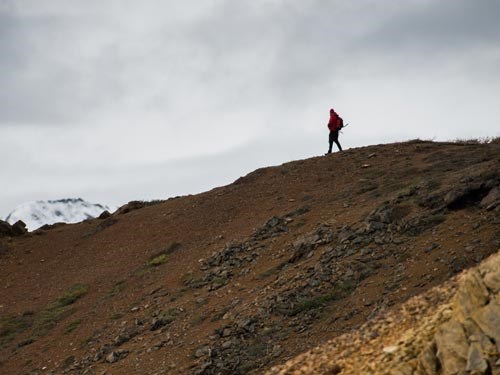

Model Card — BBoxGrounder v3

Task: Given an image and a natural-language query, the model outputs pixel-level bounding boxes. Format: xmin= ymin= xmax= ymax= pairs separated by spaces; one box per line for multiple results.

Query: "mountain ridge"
xmin=0 ymin=139 xmax=499 ymax=375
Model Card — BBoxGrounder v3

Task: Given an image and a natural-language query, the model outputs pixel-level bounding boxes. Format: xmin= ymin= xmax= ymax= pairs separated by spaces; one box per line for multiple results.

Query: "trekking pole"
xmin=340 ymin=123 xmax=349 ymax=133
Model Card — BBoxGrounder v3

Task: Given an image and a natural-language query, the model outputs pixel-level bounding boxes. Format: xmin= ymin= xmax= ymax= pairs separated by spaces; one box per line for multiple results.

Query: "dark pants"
xmin=328 ymin=130 xmax=342 ymax=153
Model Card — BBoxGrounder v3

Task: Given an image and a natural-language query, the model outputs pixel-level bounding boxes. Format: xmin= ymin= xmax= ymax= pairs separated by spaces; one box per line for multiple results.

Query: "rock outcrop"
xmin=385 ymin=252 xmax=500 ymax=375
xmin=0 ymin=219 xmax=27 ymax=238
xmin=267 ymin=250 xmax=500 ymax=375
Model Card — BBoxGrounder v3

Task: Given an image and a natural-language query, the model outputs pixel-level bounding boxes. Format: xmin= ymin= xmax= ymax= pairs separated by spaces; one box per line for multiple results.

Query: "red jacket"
xmin=328 ymin=110 xmax=341 ymax=131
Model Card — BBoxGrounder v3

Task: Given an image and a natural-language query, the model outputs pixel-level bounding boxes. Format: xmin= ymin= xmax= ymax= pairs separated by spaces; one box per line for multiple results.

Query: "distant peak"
xmin=5 ymin=198 xmax=116 ymax=231
xmin=47 ymin=198 xmax=85 ymax=204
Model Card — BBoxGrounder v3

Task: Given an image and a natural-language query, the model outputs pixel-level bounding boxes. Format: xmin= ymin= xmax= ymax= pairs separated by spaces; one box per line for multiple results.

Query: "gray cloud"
xmin=3 ymin=0 xmax=498 ymax=126
xmin=346 ymin=0 xmax=500 ymax=79
xmin=1 ymin=0 xmax=500 ymax=217
xmin=364 ymin=0 xmax=500 ymax=51
xmin=0 ymin=9 xmax=125 ymax=125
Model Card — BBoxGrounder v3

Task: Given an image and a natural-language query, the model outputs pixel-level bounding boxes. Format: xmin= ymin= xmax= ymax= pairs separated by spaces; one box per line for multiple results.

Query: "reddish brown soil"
xmin=1 ymin=140 xmax=499 ymax=375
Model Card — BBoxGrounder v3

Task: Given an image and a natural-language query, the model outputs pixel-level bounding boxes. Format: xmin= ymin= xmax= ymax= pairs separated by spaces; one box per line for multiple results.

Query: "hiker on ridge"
xmin=326 ymin=108 xmax=343 ymax=154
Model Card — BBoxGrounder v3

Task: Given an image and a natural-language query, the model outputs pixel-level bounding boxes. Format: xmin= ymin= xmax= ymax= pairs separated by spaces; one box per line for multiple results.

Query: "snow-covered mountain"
xmin=5 ymin=198 xmax=115 ymax=231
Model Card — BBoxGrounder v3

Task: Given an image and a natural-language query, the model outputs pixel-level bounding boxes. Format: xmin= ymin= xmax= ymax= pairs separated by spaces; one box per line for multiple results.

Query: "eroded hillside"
xmin=266 ymin=244 xmax=500 ymax=375
xmin=1 ymin=140 xmax=499 ymax=375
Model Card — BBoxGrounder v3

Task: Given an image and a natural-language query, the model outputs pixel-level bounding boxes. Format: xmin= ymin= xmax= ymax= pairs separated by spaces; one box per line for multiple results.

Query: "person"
xmin=326 ymin=108 xmax=343 ymax=153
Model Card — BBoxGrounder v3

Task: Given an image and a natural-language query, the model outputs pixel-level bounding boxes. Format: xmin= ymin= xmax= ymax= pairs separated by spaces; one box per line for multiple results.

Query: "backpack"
xmin=338 ymin=116 xmax=344 ymax=129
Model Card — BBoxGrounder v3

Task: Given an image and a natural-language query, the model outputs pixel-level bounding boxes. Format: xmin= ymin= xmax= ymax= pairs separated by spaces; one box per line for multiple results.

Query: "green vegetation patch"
xmin=288 ymin=280 xmax=358 ymax=316
xmin=160 ymin=242 xmax=182 ymax=255
xmin=159 ymin=308 xmax=181 ymax=324
xmin=0 ymin=312 xmax=34 ymax=347
xmin=182 ymin=271 xmax=207 ymax=289
xmin=110 ymin=311 xmax=124 ymax=320
xmin=404 ymin=213 xmax=447 ymax=236
xmin=208 ymin=322 xmax=287 ymax=374
xmin=1 ymin=284 xmax=88 ymax=347
xmin=64 ymin=319 xmax=81 ymax=334
xmin=357 ymin=181 xmax=379 ymax=194
xmin=105 ymin=280 xmax=126 ymax=299
xmin=35 ymin=306 xmax=76 ymax=337
xmin=192 ymin=314 xmax=207 ymax=325
xmin=146 ymin=242 xmax=181 ymax=267
xmin=245 ymin=342 xmax=267 ymax=360
xmin=33 ymin=283 xmax=88 ymax=337
xmin=169 ymin=288 xmax=188 ymax=302
xmin=147 ymin=254 xmax=168 ymax=267
xmin=259 ymin=265 xmax=282 ymax=279
xmin=55 ymin=284 xmax=89 ymax=307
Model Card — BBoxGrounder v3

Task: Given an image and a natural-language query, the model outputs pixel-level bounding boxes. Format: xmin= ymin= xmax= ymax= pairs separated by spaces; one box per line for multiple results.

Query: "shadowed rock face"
xmin=0 ymin=219 xmax=26 ymax=238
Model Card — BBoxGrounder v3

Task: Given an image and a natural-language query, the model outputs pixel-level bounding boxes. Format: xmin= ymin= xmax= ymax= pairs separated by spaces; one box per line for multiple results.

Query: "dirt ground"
xmin=1 ymin=140 xmax=499 ymax=375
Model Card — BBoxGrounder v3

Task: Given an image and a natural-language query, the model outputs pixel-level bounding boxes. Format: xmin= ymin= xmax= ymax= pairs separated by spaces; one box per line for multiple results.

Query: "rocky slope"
xmin=266 ymin=249 xmax=500 ymax=375
xmin=0 ymin=140 xmax=499 ymax=375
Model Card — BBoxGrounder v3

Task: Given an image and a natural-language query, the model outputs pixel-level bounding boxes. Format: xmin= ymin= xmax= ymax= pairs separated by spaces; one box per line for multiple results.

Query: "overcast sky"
xmin=1 ymin=0 xmax=500 ymax=218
